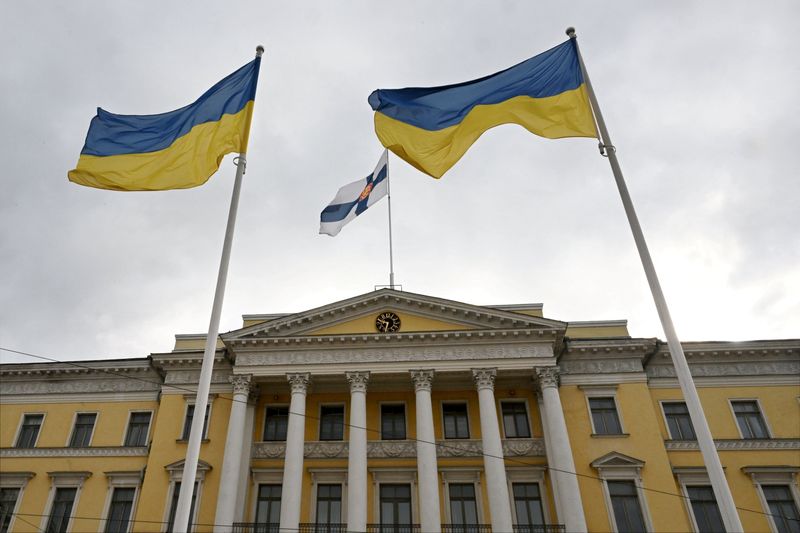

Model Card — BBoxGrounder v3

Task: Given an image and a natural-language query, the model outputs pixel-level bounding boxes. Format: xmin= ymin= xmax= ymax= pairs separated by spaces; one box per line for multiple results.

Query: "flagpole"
xmin=385 ymin=149 xmax=397 ymax=289
xmin=173 ymin=45 xmax=264 ymax=533
xmin=567 ymin=28 xmax=744 ymax=532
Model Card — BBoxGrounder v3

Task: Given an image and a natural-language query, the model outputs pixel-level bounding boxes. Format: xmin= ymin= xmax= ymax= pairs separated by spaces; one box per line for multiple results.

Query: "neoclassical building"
xmin=1 ymin=289 xmax=798 ymax=533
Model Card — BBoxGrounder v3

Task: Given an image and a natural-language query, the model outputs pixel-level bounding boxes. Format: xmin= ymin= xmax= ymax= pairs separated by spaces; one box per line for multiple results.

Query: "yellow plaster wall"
xmin=310 ymin=312 xmax=474 ymax=336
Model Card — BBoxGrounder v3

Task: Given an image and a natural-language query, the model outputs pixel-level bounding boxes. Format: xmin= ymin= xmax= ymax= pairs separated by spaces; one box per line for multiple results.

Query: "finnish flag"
xmin=319 ymin=151 xmax=388 ymax=236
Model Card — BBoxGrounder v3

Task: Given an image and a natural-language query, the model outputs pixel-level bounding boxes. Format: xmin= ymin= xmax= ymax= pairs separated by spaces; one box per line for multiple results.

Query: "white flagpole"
xmin=173 ymin=45 xmax=264 ymax=533
xmin=567 ymin=28 xmax=743 ymax=532
xmin=386 ymin=149 xmax=397 ymax=289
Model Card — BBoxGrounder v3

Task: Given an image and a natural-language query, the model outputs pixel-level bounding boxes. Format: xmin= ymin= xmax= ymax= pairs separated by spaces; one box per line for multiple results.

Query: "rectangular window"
xmin=263 ymin=406 xmax=289 ymax=441
xmin=46 ymin=487 xmax=77 ymax=533
xmin=589 ymin=397 xmax=623 ymax=435
xmin=381 ymin=404 xmax=406 ymax=440
xmin=166 ymin=482 xmax=197 ymax=533
xmin=513 ymin=483 xmax=545 ymax=527
xmin=443 ymin=403 xmax=470 ymax=439
xmin=608 ymin=481 xmax=647 ymax=533
xmin=731 ymin=401 xmax=770 ymax=439
xmin=15 ymin=414 xmax=43 ymax=448
xmin=380 ymin=484 xmax=412 ymax=527
xmin=124 ymin=412 xmax=152 ymax=447
xmin=255 ymin=484 xmax=281 ymax=531
xmin=663 ymin=402 xmax=696 ymax=440
xmin=0 ymin=488 xmax=20 ymax=533
xmin=449 ymin=483 xmax=478 ymax=526
xmin=69 ymin=413 xmax=97 ymax=447
xmin=762 ymin=485 xmax=800 ymax=533
xmin=501 ymin=401 xmax=531 ymax=438
xmin=315 ymin=484 xmax=342 ymax=526
xmin=181 ymin=404 xmax=210 ymax=441
xmin=686 ymin=486 xmax=725 ymax=533
xmin=104 ymin=487 xmax=136 ymax=533
xmin=319 ymin=405 xmax=344 ymax=441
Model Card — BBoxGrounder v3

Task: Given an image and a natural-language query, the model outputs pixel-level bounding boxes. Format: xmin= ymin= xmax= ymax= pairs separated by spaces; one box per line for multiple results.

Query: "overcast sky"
xmin=1 ymin=1 xmax=798 ymax=364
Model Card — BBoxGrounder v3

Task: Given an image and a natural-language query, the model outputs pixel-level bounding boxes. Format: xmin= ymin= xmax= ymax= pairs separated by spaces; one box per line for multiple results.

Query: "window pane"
xmin=316 ymin=484 xmax=342 ymax=525
xmin=443 ymin=404 xmax=469 ymax=439
xmin=166 ymin=482 xmax=198 ymax=533
xmin=264 ymin=406 xmax=289 ymax=441
xmin=687 ymin=486 xmax=725 ymax=533
xmin=732 ymin=401 xmax=769 ymax=439
xmin=763 ymin=486 xmax=800 ymax=533
xmin=590 ymin=398 xmax=622 ymax=435
xmin=513 ymin=483 xmax=544 ymax=527
xmin=381 ymin=404 xmax=406 ymax=440
xmin=502 ymin=402 xmax=531 ymax=438
xmin=69 ymin=413 xmax=97 ymax=447
xmin=256 ymin=484 xmax=282 ymax=527
xmin=47 ymin=487 xmax=77 ymax=533
xmin=320 ymin=406 xmax=344 ymax=441
xmin=664 ymin=402 xmax=696 ymax=440
xmin=125 ymin=412 xmax=151 ymax=447
xmin=16 ymin=414 xmax=43 ymax=448
xmin=182 ymin=405 xmax=210 ymax=440
xmin=380 ymin=484 xmax=412 ymax=526
xmin=608 ymin=481 xmax=646 ymax=533
xmin=449 ymin=483 xmax=477 ymax=526
xmin=105 ymin=487 xmax=135 ymax=533
xmin=0 ymin=488 xmax=20 ymax=533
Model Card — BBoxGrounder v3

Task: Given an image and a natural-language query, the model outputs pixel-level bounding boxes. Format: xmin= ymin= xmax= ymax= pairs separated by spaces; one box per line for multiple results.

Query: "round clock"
xmin=375 ymin=311 xmax=401 ymax=333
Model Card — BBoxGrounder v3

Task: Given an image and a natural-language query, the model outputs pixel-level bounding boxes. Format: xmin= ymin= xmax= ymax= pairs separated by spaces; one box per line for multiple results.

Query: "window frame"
xmin=673 ymin=469 xmax=725 ymax=533
xmin=370 ymin=468 xmax=419 ymax=526
xmin=729 ymin=399 xmax=772 ymax=440
xmin=180 ymin=402 xmax=212 ymax=441
xmin=318 ymin=403 xmax=346 ymax=441
xmin=660 ymin=401 xmax=697 ymax=441
xmin=162 ymin=461 xmax=210 ymax=533
xmin=592 ymin=453 xmax=652 ymax=533
xmin=66 ymin=411 xmax=99 ymax=448
xmin=262 ymin=404 xmax=290 ymax=442
xmin=506 ymin=467 xmax=551 ymax=529
xmin=249 ymin=469 xmax=283 ymax=524
xmin=39 ymin=472 xmax=91 ymax=533
xmin=99 ymin=471 xmax=143 ymax=533
xmin=379 ymin=402 xmax=408 ymax=441
xmin=0 ymin=472 xmax=34 ymax=533
xmin=441 ymin=401 xmax=471 ymax=440
xmin=13 ymin=412 xmax=45 ymax=449
xmin=122 ymin=411 xmax=153 ymax=447
xmin=441 ymin=470 xmax=483 ymax=526
xmin=309 ymin=469 xmax=348 ymax=525
xmin=499 ymin=399 xmax=532 ymax=439
xmin=586 ymin=396 xmax=624 ymax=436
xmin=743 ymin=467 xmax=800 ymax=533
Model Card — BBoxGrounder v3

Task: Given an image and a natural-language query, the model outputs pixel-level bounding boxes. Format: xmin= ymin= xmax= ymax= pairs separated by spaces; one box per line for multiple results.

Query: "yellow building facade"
xmin=1 ymin=289 xmax=798 ymax=533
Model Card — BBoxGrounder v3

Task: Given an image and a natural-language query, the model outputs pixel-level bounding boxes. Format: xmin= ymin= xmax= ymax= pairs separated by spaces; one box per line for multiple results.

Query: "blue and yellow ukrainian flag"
xmin=68 ymin=57 xmax=261 ymax=191
xmin=368 ymin=39 xmax=597 ymax=178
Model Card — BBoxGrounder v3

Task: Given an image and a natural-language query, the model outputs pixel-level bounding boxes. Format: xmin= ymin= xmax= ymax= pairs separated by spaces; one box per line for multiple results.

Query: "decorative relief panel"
xmin=560 ymin=360 xmax=643 ymax=375
xmin=0 ymin=447 xmax=149 ymax=458
xmin=665 ymin=439 xmax=800 ymax=451
xmin=0 ymin=378 xmax=159 ymax=395
xmin=648 ymin=361 xmax=800 ymax=378
xmin=165 ymin=369 xmax=231 ymax=385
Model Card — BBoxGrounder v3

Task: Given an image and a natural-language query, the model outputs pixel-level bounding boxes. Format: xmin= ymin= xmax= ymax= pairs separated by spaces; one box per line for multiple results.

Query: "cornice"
xmin=665 ymin=439 xmax=800 ymax=451
xmin=0 ymin=446 xmax=149 ymax=458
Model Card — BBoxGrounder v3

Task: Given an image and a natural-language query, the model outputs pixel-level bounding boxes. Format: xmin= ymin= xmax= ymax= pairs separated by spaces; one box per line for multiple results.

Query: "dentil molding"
xmin=0 ymin=446 xmax=149 ymax=458
xmin=665 ymin=439 xmax=800 ymax=451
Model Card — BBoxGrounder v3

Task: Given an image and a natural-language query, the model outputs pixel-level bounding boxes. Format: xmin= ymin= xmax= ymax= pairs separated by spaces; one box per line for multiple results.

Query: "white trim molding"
xmin=505 ymin=467 xmax=552 ymax=529
xmin=591 ymin=452 xmax=653 ymax=533
xmin=98 ymin=471 xmax=144 ymax=533
xmin=369 ymin=468 xmax=419 ymax=525
xmin=742 ymin=466 xmax=800 ymax=533
xmin=39 ymin=471 xmax=92 ymax=533
xmin=440 ymin=468 xmax=484 ymax=525
xmin=0 ymin=471 xmax=35 ymax=533
xmin=308 ymin=468 xmax=348 ymax=523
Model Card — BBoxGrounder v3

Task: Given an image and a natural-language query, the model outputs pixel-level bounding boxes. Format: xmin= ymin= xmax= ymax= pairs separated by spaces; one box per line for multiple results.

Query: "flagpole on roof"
xmin=386 ymin=149 xmax=397 ymax=289
xmin=567 ymin=28 xmax=744 ymax=532
xmin=172 ymin=45 xmax=264 ymax=533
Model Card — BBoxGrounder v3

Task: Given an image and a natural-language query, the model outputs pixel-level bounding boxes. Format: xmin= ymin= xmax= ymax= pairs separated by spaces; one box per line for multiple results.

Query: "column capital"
xmin=410 ymin=370 xmax=435 ymax=392
xmin=472 ymin=368 xmax=497 ymax=391
xmin=229 ymin=374 xmax=253 ymax=396
xmin=535 ymin=366 xmax=560 ymax=389
xmin=345 ymin=371 xmax=370 ymax=393
xmin=286 ymin=373 xmax=311 ymax=394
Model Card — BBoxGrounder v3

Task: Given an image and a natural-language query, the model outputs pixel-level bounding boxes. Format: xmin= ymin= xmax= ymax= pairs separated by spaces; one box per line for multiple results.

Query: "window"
xmin=105 ymin=487 xmax=136 ymax=533
xmin=15 ymin=414 xmax=43 ymax=448
xmin=513 ymin=483 xmax=545 ymax=528
xmin=69 ymin=413 xmax=97 ymax=447
xmin=315 ymin=484 xmax=342 ymax=527
xmin=381 ymin=404 xmax=406 ymax=440
xmin=589 ymin=397 xmax=623 ymax=435
xmin=608 ymin=481 xmax=647 ymax=533
xmin=762 ymin=486 xmax=800 ymax=533
xmin=443 ymin=403 xmax=470 ymax=439
xmin=380 ymin=484 xmax=412 ymax=528
xmin=0 ymin=488 xmax=20 ymax=533
xmin=255 ymin=484 xmax=281 ymax=531
xmin=319 ymin=405 xmax=344 ymax=441
xmin=46 ymin=487 xmax=77 ymax=533
xmin=663 ymin=402 xmax=696 ymax=440
xmin=731 ymin=401 xmax=770 ymax=439
xmin=181 ymin=404 xmax=210 ymax=441
xmin=686 ymin=486 xmax=725 ymax=533
xmin=124 ymin=412 xmax=152 ymax=447
xmin=502 ymin=402 xmax=531 ymax=438
xmin=449 ymin=483 xmax=478 ymax=526
xmin=263 ymin=406 xmax=289 ymax=441
xmin=166 ymin=482 xmax=197 ymax=533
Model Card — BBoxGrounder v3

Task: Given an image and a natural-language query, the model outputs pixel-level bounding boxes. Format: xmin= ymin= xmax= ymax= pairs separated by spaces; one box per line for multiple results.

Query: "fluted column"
xmin=472 ymin=368 xmax=512 ymax=533
xmin=346 ymin=371 xmax=370 ymax=532
xmin=280 ymin=373 xmax=310 ymax=532
xmin=410 ymin=370 xmax=441 ymax=533
xmin=215 ymin=374 xmax=253 ymax=532
xmin=535 ymin=367 xmax=587 ymax=533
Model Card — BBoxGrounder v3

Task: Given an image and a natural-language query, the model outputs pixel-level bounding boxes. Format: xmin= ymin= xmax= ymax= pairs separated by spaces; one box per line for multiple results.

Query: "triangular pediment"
xmin=223 ymin=289 xmax=565 ymax=341
xmin=591 ymin=451 xmax=645 ymax=469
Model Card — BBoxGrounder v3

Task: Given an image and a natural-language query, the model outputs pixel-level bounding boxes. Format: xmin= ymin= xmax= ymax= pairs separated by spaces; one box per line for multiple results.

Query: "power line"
xmin=0 ymin=345 xmax=795 ymax=525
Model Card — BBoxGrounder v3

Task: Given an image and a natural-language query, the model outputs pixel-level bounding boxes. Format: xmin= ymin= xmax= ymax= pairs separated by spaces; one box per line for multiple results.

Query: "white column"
xmin=472 ymin=368 xmax=513 ymax=533
xmin=280 ymin=373 xmax=310 ymax=532
xmin=215 ymin=374 xmax=253 ymax=532
xmin=234 ymin=388 xmax=257 ymax=523
xmin=346 ymin=371 xmax=370 ymax=532
xmin=536 ymin=367 xmax=587 ymax=533
xmin=410 ymin=370 xmax=441 ymax=533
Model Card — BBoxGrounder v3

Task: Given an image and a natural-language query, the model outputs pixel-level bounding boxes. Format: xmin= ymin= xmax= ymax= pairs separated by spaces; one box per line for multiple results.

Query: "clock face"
xmin=375 ymin=311 xmax=401 ymax=333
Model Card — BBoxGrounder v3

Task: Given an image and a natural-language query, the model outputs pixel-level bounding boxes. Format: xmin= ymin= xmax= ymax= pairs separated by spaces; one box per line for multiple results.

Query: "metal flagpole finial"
xmin=256 ymin=45 xmax=265 ymax=57
xmin=566 ymin=27 xmax=577 ymax=38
